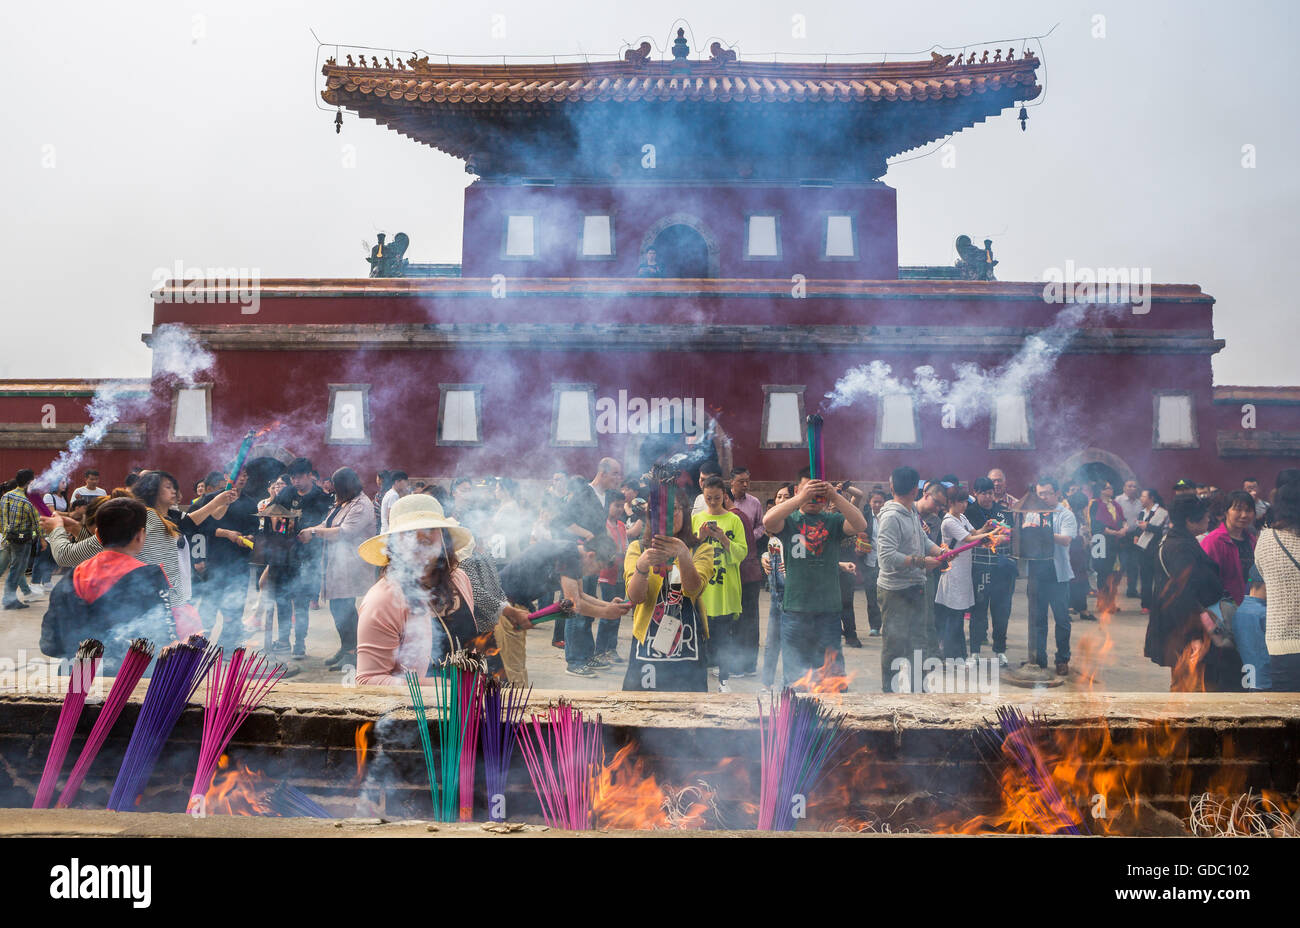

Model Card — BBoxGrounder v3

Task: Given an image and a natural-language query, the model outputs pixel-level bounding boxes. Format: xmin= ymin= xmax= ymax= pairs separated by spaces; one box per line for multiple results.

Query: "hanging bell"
xmin=1018 ymin=106 xmax=1028 ymax=132
xmin=334 ymin=109 xmax=343 ymax=134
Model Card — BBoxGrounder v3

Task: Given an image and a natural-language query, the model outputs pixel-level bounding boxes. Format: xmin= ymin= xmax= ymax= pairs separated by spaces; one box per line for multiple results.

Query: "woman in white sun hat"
xmin=354 ymin=494 xmax=486 ymax=685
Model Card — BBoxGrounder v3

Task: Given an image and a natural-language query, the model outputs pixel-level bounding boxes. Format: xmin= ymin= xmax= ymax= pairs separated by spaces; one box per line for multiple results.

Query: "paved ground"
xmin=0 ymin=577 xmax=1171 ymax=695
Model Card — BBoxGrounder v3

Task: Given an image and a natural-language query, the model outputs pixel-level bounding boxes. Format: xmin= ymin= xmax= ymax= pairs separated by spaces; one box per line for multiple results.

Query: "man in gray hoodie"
xmin=877 ymin=466 xmax=946 ymax=692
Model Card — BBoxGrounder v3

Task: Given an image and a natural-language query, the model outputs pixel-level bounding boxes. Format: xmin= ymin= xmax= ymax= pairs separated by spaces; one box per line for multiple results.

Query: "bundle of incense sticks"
xmin=525 ymin=599 xmax=574 ymax=624
xmin=805 ymin=414 xmax=825 ymax=481
xmin=937 ymin=527 xmax=1012 ymax=564
xmin=266 ymin=781 xmax=333 ymax=819
xmin=975 ymin=705 xmax=1086 ymax=835
xmin=32 ymin=639 xmax=104 ymax=809
xmin=407 ymin=651 xmax=489 ymax=822
xmin=457 ymin=663 xmax=485 ymax=822
xmin=756 ymin=688 xmax=852 ymax=831
xmin=225 ymin=429 xmax=257 ymax=489
xmin=187 ymin=648 xmax=287 ymax=812
xmin=404 ymin=671 xmax=441 ymax=816
xmin=57 ymin=639 xmax=155 ymax=808
xmin=480 ymin=680 xmax=531 ymax=822
xmin=517 ymin=701 xmax=604 ymax=830
xmin=107 ymin=636 xmax=218 ymax=812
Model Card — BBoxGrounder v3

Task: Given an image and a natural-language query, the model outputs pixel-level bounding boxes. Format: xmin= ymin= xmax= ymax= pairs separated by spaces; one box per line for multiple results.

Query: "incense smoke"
xmin=823 ymin=300 xmax=1114 ymax=423
xmin=37 ymin=324 xmax=213 ymax=488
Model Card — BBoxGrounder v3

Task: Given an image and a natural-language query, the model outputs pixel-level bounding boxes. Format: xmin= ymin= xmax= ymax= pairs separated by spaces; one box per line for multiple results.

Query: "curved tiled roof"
xmin=322 ymin=53 xmax=1040 ymax=106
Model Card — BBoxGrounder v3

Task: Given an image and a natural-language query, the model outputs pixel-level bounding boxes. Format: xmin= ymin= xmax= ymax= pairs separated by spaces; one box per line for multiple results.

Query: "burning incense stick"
xmin=107 ymin=636 xmax=218 ymax=812
xmin=33 ymin=639 xmax=103 ymax=809
xmin=57 ymin=639 xmax=155 ymax=808
xmin=805 ymin=414 xmax=824 ymax=480
xmin=756 ymin=688 xmax=851 ymax=831
xmin=481 ymin=680 xmax=531 ymax=822
xmin=188 ymin=648 xmax=287 ymax=812
xmin=525 ymin=599 xmax=574 ymax=624
xmin=975 ymin=706 xmax=1087 ymax=835
xmin=517 ymin=700 xmax=604 ymax=830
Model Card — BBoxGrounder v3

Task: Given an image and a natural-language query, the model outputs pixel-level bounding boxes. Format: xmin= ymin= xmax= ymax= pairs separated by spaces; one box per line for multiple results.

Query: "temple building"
xmin=3 ymin=32 xmax=1297 ymax=491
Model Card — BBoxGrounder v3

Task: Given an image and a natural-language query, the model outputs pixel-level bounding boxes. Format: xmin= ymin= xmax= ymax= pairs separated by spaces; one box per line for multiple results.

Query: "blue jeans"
xmin=1233 ymin=596 xmax=1270 ymax=690
xmin=1 ymin=542 xmax=33 ymax=604
xmin=934 ymin=603 xmax=968 ymax=660
xmin=779 ymin=610 xmax=842 ymax=687
xmin=596 ymin=579 xmax=623 ymax=656
xmin=1027 ymin=561 xmax=1071 ymax=666
xmin=564 ymin=576 xmax=600 ymax=670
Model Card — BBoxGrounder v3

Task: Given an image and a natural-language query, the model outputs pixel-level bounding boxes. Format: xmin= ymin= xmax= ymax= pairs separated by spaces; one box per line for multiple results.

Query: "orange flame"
xmin=200 ymin=754 xmax=273 ymax=816
xmin=354 ymin=721 xmax=374 ymax=785
xmin=591 ymin=742 xmax=741 ymax=830
xmin=1171 ymin=637 xmax=1208 ymax=692
xmin=788 ymin=648 xmax=856 ymax=694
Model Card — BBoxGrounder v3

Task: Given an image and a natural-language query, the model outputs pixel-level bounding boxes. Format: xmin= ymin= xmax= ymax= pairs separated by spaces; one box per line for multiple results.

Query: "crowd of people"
xmin=2 ymin=455 xmax=1297 ymax=694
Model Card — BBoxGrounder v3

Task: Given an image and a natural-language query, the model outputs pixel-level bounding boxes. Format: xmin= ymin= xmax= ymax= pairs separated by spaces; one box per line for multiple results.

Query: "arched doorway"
xmin=652 ymin=225 xmax=711 ymax=278
xmin=1056 ymin=447 xmax=1136 ymax=494
xmin=640 ymin=213 xmax=720 ymax=278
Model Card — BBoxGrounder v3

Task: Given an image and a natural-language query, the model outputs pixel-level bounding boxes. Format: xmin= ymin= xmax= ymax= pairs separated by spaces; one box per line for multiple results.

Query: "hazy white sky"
xmin=2 ymin=0 xmax=1295 ymax=384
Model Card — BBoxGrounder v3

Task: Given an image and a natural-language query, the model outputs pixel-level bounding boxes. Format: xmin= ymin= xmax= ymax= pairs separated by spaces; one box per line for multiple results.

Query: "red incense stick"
xmin=33 ymin=639 xmax=103 ymax=809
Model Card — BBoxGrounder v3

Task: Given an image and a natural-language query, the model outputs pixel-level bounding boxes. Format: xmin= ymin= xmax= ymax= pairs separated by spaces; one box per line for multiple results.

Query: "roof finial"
xmin=672 ymin=27 xmax=690 ymax=60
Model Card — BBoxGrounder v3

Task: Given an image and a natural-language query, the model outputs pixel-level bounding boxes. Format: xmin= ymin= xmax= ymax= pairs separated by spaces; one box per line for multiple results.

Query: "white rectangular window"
xmin=327 ymin=384 xmax=370 ymax=445
xmin=438 ymin=384 xmax=483 ymax=446
xmin=551 ymin=383 xmax=597 ymax=447
xmin=581 ymin=215 xmax=613 ymax=256
xmin=761 ymin=386 xmax=806 ymax=448
xmin=824 ymin=214 xmax=856 ymax=258
xmin=746 ymin=215 xmax=779 ymax=258
xmin=876 ymin=394 xmax=919 ymax=449
xmin=505 ymin=214 xmax=536 ymax=257
xmin=169 ymin=385 xmax=212 ymax=442
xmin=1154 ymin=392 xmax=1197 ymax=448
xmin=991 ymin=394 xmax=1033 ymax=449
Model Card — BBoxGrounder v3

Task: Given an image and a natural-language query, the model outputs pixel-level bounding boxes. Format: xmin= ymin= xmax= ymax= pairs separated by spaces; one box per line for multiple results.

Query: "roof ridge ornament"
xmin=709 ymin=41 xmax=737 ymax=65
xmin=623 ymin=41 xmax=652 ymax=65
xmin=671 ymin=27 xmax=690 ymax=61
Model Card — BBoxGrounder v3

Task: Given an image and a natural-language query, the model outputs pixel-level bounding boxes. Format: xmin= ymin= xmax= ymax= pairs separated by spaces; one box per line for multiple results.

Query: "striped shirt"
xmin=138 ymin=509 xmax=183 ymax=607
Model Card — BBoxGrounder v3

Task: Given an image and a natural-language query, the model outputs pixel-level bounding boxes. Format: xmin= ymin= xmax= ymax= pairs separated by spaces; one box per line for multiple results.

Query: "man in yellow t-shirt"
xmin=692 ymin=475 xmax=748 ymax=689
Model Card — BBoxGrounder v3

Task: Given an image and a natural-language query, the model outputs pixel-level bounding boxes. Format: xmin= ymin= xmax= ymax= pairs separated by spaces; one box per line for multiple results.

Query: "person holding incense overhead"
xmin=763 ymin=474 xmax=868 ymax=688
xmin=692 ymin=475 xmax=748 ymax=690
xmin=354 ymin=494 xmax=480 ymax=686
xmin=623 ymin=488 xmax=715 ymax=693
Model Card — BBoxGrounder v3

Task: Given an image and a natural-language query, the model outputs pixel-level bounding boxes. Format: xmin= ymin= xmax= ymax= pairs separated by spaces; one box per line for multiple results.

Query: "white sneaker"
xmin=996 ymin=652 xmax=1009 ymax=667
xmin=965 ymin=655 xmax=978 ymax=668
xmin=717 ymin=678 xmax=731 ymax=693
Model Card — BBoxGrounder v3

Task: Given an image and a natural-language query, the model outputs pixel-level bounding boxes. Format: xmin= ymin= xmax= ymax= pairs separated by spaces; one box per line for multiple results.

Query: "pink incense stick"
xmin=33 ymin=640 xmax=103 ymax=809
xmin=56 ymin=639 xmax=154 ymax=808
xmin=188 ymin=648 xmax=286 ymax=811
xmin=458 ymin=670 xmax=484 ymax=821
xmin=526 ymin=599 xmax=574 ymax=623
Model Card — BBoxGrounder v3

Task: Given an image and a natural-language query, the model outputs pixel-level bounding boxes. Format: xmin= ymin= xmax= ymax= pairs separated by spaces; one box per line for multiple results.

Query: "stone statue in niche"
xmin=367 ymin=232 xmax=410 ymax=277
xmin=955 ymin=235 xmax=998 ymax=280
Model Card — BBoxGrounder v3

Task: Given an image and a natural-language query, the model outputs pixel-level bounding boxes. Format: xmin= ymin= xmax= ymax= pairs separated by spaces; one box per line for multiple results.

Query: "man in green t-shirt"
xmin=692 ymin=476 xmax=748 ymax=689
xmin=763 ymin=475 xmax=868 ymax=686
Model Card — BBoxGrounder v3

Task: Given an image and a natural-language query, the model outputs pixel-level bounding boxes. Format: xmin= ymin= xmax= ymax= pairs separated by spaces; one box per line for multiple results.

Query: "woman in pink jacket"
xmin=296 ymin=468 xmax=374 ymax=669
xmin=354 ymin=494 xmax=477 ymax=686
